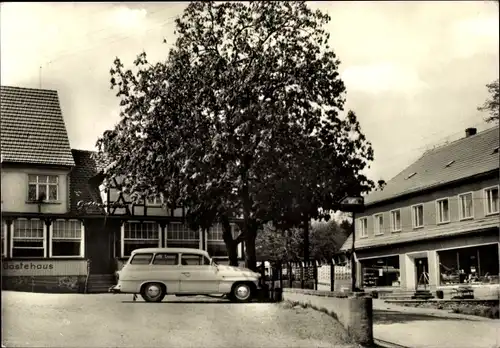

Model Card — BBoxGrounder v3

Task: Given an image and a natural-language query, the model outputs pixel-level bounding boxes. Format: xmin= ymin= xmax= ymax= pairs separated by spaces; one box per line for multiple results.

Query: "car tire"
xmin=230 ymin=282 xmax=253 ymax=303
xmin=140 ymin=282 xmax=166 ymax=303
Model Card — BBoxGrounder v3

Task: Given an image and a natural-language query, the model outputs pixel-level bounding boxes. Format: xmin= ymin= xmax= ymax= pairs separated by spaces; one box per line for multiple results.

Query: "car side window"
xmin=153 ymin=253 xmax=178 ymax=265
xmin=180 ymin=254 xmax=209 ymax=266
xmin=130 ymin=253 xmax=154 ymax=265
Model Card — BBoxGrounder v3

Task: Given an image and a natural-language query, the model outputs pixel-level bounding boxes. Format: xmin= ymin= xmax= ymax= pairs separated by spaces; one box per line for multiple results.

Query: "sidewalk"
xmin=373 ymin=299 xmax=500 ymax=348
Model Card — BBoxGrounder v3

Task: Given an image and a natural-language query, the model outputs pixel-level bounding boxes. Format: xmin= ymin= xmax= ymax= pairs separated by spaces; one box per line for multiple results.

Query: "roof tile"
xmin=1 ymin=85 xmax=75 ymax=166
xmin=365 ymin=126 xmax=499 ymax=205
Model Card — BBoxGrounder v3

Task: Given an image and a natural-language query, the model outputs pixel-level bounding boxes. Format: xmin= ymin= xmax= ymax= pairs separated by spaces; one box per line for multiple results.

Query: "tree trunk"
xmin=221 ymin=216 xmax=239 ymax=266
xmin=244 ymin=224 xmax=257 ymax=271
xmin=303 ymin=214 xmax=310 ymax=262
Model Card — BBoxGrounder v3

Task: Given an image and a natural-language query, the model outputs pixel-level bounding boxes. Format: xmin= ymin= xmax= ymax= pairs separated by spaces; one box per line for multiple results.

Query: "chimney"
xmin=465 ymin=127 xmax=477 ymax=137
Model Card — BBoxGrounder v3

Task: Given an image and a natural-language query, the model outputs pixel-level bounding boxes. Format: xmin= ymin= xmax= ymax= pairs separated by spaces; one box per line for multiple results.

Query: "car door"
xmin=150 ymin=252 xmax=181 ymax=293
xmin=178 ymin=253 xmax=220 ymax=293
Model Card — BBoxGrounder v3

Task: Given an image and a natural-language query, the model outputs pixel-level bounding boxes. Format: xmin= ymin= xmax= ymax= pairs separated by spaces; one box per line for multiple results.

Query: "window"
xmin=166 ymin=223 xmax=199 ymax=249
xmin=153 ymin=253 xmax=178 ymax=265
xmin=485 ymin=186 xmax=499 ymax=215
xmin=412 ymin=204 xmax=424 ymax=228
xmin=51 ymin=220 xmax=84 ymax=257
xmin=122 ymin=222 xmax=160 ymax=257
xmin=28 ymin=175 xmax=58 ymax=201
xmin=146 ymin=195 xmax=163 ymax=206
xmin=373 ymin=214 xmax=384 ymax=236
xmin=130 ymin=253 xmax=154 ymax=265
xmin=390 ymin=210 xmax=401 ymax=232
xmin=207 ymin=223 xmax=231 ymax=257
xmin=458 ymin=193 xmax=474 ymax=220
xmin=208 ymin=224 xmax=223 ymax=241
xmin=438 ymin=244 xmax=499 ymax=285
xmin=436 ymin=199 xmax=450 ymax=223
xmin=180 ymin=253 xmax=211 ymax=266
xmin=12 ymin=219 xmax=45 ymax=258
xmin=360 ymin=256 xmax=401 ymax=288
xmin=359 ymin=218 xmax=368 ymax=238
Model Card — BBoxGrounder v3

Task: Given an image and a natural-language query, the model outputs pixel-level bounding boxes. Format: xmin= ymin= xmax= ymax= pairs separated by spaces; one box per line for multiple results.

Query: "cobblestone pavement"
xmin=2 ymin=291 xmax=358 ymax=348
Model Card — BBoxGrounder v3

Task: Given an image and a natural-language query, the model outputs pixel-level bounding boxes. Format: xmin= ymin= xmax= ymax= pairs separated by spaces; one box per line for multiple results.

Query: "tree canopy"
xmin=478 ymin=79 xmax=499 ymax=124
xmin=95 ymin=1 xmax=376 ymax=270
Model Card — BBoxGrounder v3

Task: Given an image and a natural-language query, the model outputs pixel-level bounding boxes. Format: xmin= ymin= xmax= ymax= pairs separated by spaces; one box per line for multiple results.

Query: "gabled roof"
xmin=0 ymin=85 xmax=75 ymax=167
xmin=365 ymin=125 xmax=499 ymax=206
xmin=69 ymin=149 xmax=105 ymax=215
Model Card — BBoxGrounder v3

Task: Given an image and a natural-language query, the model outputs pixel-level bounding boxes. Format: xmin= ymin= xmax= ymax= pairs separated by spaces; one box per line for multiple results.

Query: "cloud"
xmin=109 ymin=6 xmax=148 ymax=32
xmin=341 ymin=63 xmax=427 ymax=94
xmin=450 ymin=15 xmax=499 ymax=58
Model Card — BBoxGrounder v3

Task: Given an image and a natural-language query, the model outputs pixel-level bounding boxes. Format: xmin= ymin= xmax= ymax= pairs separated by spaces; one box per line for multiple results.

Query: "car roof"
xmin=131 ymin=247 xmax=210 ymax=257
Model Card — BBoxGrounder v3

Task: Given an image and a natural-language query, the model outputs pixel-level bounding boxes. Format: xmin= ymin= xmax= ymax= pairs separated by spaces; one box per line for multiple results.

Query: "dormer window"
xmin=445 ymin=160 xmax=455 ymax=167
xmin=493 ymin=146 xmax=499 ymax=154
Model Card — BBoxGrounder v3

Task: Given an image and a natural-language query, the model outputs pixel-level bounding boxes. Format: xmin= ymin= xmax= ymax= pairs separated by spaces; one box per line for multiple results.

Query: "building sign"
xmin=339 ymin=196 xmax=365 ymax=213
xmin=2 ymin=260 xmax=88 ymax=277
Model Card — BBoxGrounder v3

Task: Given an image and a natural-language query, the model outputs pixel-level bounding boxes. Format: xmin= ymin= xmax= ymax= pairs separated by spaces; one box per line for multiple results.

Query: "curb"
xmin=375 ymin=306 xmax=496 ymax=322
xmin=373 ymin=338 xmax=411 ymax=348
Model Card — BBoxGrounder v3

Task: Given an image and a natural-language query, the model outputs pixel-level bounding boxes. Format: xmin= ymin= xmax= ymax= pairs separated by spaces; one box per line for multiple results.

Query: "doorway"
xmin=415 ymin=257 xmax=429 ymax=289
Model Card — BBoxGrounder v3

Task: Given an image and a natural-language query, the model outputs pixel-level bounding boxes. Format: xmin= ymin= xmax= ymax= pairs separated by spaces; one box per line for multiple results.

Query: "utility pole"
xmin=351 ymin=211 xmax=356 ymax=292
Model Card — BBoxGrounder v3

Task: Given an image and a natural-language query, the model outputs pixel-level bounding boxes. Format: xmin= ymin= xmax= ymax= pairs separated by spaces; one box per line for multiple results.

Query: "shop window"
xmin=167 ymin=223 xmax=198 ymax=240
xmin=458 ymin=193 xmax=473 ymax=220
xmin=438 ymin=244 xmax=499 ymax=285
xmin=485 ymin=186 xmax=499 ymax=215
xmin=167 ymin=240 xmax=200 ymax=249
xmin=12 ymin=219 xmax=45 ymax=258
xmin=122 ymin=221 xmax=160 ymax=257
xmin=51 ymin=220 xmax=84 ymax=257
xmin=390 ymin=210 xmax=401 ymax=232
xmin=208 ymin=224 xmax=223 ymax=241
xmin=412 ymin=204 xmax=424 ymax=228
xmin=360 ymin=256 xmax=400 ymax=288
xmin=359 ymin=218 xmax=368 ymax=238
xmin=436 ymin=198 xmax=450 ymax=223
xmin=28 ymin=174 xmax=58 ymax=202
xmin=373 ymin=214 xmax=384 ymax=235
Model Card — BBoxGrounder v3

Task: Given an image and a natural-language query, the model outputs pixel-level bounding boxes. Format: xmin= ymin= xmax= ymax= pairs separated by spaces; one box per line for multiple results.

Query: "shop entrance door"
xmin=415 ymin=257 xmax=429 ymax=289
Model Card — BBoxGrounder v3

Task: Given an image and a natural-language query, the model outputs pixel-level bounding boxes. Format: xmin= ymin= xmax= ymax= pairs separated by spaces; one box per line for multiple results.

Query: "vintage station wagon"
xmin=109 ymin=247 xmax=261 ymax=303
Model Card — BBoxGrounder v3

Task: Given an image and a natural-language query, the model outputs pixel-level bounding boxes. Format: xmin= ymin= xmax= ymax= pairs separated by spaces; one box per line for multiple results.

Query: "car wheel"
xmin=140 ymin=282 xmax=166 ymax=303
xmin=230 ymin=282 xmax=253 ymax=303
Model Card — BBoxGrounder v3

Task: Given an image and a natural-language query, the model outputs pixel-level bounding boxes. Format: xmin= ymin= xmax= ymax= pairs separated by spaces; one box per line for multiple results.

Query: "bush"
xmin=485 ymin=306 xmax=499 ymax=319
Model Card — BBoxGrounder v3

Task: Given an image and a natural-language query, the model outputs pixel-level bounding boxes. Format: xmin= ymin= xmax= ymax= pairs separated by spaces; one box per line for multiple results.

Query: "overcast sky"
xmin=1 ymin=1 xmax=499 ymax=185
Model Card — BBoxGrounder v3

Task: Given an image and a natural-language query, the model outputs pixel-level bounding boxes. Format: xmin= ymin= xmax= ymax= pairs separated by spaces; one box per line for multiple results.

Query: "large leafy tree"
xmin=478 ymin=79 xmax=499 ymax=124
xmin=255 ymin=223 xmax=302 ymax=264
xmin=310 ymin=219 xmax=351 ymax=262
xmin=95 ymin=1 xmax=375 ymax=271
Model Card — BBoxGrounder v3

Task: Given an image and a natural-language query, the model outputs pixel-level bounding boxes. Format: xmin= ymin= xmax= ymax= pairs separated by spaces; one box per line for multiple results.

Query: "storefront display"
xmin=438 ymin=243 xmax=499 ymax=285
xmin=360 ymin=256 xmax=400 ymax=288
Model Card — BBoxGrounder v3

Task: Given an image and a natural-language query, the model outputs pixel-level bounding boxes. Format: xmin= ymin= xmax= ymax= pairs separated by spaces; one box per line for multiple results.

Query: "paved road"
xmin=373 ymin=305 xmax=500 ymax=348
xmin=2 ymin=291 xmax=358 ymax=348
